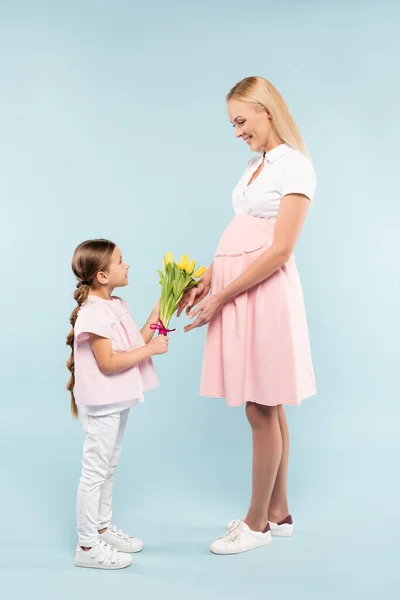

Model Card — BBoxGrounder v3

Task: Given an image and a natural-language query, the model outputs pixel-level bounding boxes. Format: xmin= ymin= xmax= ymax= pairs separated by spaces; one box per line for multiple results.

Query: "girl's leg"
xmin=268 ymin=405 xmax=290 ymax=523
xmin=244 ymin=403 xmax=282 ymax=532
xmin=76 ymin=412 xmax=121 ymax=548
xmin=97 ymin=409 xmax=130 ymax=532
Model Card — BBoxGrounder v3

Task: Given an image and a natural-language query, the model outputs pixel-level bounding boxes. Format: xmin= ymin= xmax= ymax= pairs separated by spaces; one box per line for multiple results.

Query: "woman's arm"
xmin=185 ymin=194 xmax=309 ymax=331
xmin=219 ymin=194 xmax=309 ymax=303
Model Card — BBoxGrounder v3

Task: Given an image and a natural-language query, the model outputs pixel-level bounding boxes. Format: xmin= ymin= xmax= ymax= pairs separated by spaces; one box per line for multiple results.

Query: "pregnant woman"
xmin=179 ymin=76 xmax=317 ymax=555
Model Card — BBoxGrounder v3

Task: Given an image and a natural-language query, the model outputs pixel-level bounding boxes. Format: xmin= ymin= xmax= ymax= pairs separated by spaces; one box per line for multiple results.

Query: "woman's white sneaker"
xmin=99 ymin=524 xmax=144 ymax=553
xmin=228 ymin=514 xmax=293 ymax=537
xmin=210 ymin=520 xmax=272 ymax=555
xmin=269 ymin=515 xmax=293 ymax=537
xmin=74 ymin=539 xmax=132 ymax=569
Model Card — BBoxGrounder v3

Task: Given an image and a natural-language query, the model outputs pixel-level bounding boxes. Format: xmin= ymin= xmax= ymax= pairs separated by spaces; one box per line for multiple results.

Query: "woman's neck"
xmin=262 ymin=134 xmax=284 ymax=155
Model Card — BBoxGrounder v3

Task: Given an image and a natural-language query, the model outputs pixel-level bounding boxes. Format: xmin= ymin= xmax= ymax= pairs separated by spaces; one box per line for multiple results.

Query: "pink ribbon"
xmin=150 ymin=319 xmax=176 ymax=336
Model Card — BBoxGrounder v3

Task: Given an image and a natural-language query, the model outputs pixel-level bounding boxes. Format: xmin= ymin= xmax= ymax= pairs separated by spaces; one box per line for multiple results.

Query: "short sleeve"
xmin=281 ymin=154 xmax=316 ymax=202
xmin=74 ymin=304 xmax=113 ymax=344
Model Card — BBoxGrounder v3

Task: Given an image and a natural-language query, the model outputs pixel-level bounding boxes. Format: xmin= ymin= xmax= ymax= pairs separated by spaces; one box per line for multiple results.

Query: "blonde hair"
xmin=66 ymin=239 xmax=116 ymax=418
xmin=227 ymin=76 xmax=310 ymax=159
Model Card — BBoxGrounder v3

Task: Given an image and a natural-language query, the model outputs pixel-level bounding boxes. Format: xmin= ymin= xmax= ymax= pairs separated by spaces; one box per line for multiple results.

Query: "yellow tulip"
xmin=186 ymin=259 xmax=195 ymax=274
xmin=179 ymin=254 xmax=189 ymax=270
xmin=165 ymin=252 xmax=173 ymax=265
xmin=193 ymin=266 xmax=207 ymax=278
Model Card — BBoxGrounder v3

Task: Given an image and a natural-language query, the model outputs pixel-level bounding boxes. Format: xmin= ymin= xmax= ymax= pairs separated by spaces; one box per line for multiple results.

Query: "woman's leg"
xmin=268 ymin=405 xmax=290 ymax=523
xmin=244 ymin=403 xmax=282 ymax=532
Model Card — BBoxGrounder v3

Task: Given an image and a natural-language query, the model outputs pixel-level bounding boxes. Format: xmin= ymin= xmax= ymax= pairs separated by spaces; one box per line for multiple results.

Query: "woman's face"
xmin=227 ymin=99 xmax=273 ymax=153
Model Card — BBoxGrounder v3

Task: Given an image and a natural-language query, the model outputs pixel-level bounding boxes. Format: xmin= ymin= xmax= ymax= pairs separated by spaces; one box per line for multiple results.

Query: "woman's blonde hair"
xmin=66 ymin=239 xmax=116 ymax=418
xmin=227 ymin=76 xmax=310 ymax=158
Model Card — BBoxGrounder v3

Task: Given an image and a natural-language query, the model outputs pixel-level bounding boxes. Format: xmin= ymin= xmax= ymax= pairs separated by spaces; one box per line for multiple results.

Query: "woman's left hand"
xmin=184 ymin=294 xmax=223 ymax=332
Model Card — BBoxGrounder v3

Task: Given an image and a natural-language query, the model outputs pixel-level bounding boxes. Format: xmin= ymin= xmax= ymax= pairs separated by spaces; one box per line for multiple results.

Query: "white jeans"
xmin=76 ymin=409 xmax=130 ymax=547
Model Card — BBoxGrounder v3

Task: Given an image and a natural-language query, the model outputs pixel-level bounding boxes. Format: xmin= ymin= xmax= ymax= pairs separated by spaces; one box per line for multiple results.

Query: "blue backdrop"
xmin=1 ymin=1 xmax=399 ymax=598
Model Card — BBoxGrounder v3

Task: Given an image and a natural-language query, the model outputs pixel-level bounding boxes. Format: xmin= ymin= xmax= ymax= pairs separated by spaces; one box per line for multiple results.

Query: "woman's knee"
xmin=245 ymin=402 xmax=278 ymax=429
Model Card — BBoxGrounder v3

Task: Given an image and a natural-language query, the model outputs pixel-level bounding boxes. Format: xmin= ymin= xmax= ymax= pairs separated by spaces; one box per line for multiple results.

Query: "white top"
xmin=232 ymin=143 xmax=316 ymax=221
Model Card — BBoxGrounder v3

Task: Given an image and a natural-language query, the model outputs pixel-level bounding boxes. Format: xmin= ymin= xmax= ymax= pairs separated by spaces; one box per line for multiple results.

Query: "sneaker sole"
xmin=74 ymin=559 xmax=132 ymax=570
xmin=210 ymin=536 xmax=272 ymax=555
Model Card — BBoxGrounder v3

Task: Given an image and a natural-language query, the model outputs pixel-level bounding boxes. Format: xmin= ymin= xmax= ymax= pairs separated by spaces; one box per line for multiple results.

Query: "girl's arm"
xmin=140 ymin=300 xmax=160 ymax=343
xmin=89 ymin=333 xmax=168 ymax=374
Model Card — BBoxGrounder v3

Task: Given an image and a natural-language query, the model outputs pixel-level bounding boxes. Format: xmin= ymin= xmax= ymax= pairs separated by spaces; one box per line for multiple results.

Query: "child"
xmin=66 ymin=238 xmax=168 ymax=570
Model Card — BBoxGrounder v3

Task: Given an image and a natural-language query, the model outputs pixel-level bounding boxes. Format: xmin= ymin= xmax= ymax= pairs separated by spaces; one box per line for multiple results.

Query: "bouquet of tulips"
xmin=152 ymin=253 xmax=207 ymax=336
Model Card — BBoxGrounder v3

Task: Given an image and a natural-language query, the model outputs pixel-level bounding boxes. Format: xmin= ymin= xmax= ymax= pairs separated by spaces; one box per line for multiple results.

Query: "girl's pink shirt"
xmin=73 ymin=295 xmax=159 ymax=406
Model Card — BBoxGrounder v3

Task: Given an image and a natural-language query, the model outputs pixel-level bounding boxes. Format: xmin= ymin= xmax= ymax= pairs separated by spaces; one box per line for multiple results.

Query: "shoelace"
xmin=228 ymin=520 xmax=240 ymax=532
xmin=219 ymin=521 xmax=246 ymax=545
xmin=93 ymin=540 xmax=118 ymax=564
xmin=110 ymin=524 xmax=132 ymax=541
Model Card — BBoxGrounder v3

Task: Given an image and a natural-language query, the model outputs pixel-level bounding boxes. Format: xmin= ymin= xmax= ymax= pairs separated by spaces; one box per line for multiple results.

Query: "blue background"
xmin=1 ymin=0 xmax=399 ymax=598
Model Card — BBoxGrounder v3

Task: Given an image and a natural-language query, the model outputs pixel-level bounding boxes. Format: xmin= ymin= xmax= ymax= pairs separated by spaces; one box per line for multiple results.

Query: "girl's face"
xmin=227 ymin=99 xmax=274 ymax=153
xmin=97 ymin=246 xmax=130 ymax=289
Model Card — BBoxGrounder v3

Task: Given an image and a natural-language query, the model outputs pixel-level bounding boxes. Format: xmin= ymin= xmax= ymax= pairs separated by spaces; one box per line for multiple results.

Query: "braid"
xmin=67 ymin=238 xmax=116 ymax=419
xmin=66 ymin=284 xmax=90 ymax=418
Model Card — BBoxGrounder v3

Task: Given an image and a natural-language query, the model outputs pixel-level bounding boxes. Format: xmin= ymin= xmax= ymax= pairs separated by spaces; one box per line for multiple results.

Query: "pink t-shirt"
xmin=74 ymin=295 xmax=159 ymax=407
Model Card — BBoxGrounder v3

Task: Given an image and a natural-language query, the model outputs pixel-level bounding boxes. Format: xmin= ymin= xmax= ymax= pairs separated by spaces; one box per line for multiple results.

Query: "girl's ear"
xmin=96 ymin=271 xmax=108 ymax=285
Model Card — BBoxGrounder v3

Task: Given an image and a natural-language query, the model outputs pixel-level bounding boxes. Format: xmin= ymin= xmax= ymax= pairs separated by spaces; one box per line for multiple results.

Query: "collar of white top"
xmin=261 ymin=142 xmax=292 ymax=163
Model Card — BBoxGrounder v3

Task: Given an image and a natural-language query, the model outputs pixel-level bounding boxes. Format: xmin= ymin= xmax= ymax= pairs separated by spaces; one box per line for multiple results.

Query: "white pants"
xmin=76 ymin=409 xmax=130 ymax=547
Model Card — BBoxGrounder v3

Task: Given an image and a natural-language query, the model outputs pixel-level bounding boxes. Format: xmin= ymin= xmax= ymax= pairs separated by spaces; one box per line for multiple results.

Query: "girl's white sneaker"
xmin=210 ymin=520 xmax=272 ymax=555
xmin=99 ymin=524 xmax=144 ymax=553
xmin=74 ymin=539 xmax=132 ymax=570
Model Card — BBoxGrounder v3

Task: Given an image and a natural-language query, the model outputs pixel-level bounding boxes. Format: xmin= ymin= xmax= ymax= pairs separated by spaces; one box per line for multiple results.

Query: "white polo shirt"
xmin=232 ymin=143 xmax=316 ymax=221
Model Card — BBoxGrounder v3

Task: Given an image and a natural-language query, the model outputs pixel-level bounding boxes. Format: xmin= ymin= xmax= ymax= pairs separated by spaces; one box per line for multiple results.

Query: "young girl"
xmin=66 ymin=238 xmax=168 ymax=570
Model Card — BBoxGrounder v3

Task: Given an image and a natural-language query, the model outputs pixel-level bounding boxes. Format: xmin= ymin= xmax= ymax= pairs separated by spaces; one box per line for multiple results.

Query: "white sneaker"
xmin=228 ymin=515 xmax=293 ymax=537
xmin=74 ymin=540 xmax=132 ymax=570
xmin=270 ymin=515 xmax=293 ymax=537
xmin=99 ymin=524 xmax=144 ymax=553
xmin=210 ymin=520 xmax=272 ymax=555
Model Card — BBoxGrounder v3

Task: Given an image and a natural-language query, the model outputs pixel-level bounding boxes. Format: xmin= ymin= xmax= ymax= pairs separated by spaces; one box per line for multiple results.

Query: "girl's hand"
xmin=184 ymin=294 xmax=223 ymax=333
xmin=177 ymin=279 xmax=211 ymax=317
xmin=152 ymin=298 xmax=161 ymax=319
xmin=147 ymin=335 xmax=169 ymax=355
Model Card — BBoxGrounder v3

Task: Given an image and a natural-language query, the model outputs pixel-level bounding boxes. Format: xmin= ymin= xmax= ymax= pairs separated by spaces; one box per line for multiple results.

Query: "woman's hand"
xmin=184 ymin=293 xmax=223 ymax=333
xmin=177 ymin=279 xmax=211 ymax=317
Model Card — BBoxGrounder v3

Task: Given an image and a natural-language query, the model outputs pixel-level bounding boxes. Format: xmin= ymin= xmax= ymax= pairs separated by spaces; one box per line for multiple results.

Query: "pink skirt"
xmin=199 ymin=215 xmax=317 ymax=407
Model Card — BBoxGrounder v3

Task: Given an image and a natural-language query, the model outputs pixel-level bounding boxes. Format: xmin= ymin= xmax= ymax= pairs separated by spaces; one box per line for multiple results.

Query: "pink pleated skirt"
xmin=199 ymin=215 xmax=317 ymax=407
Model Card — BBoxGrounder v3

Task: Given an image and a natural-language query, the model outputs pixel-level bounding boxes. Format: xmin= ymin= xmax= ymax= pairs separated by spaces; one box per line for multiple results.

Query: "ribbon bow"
xmin=150 ymin=319 xmax=176 ymax=336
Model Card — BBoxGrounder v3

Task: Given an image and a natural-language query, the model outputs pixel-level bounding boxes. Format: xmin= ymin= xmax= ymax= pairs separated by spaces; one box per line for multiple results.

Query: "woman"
xmin=178 ymin=76 xmax=317 ymax=555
